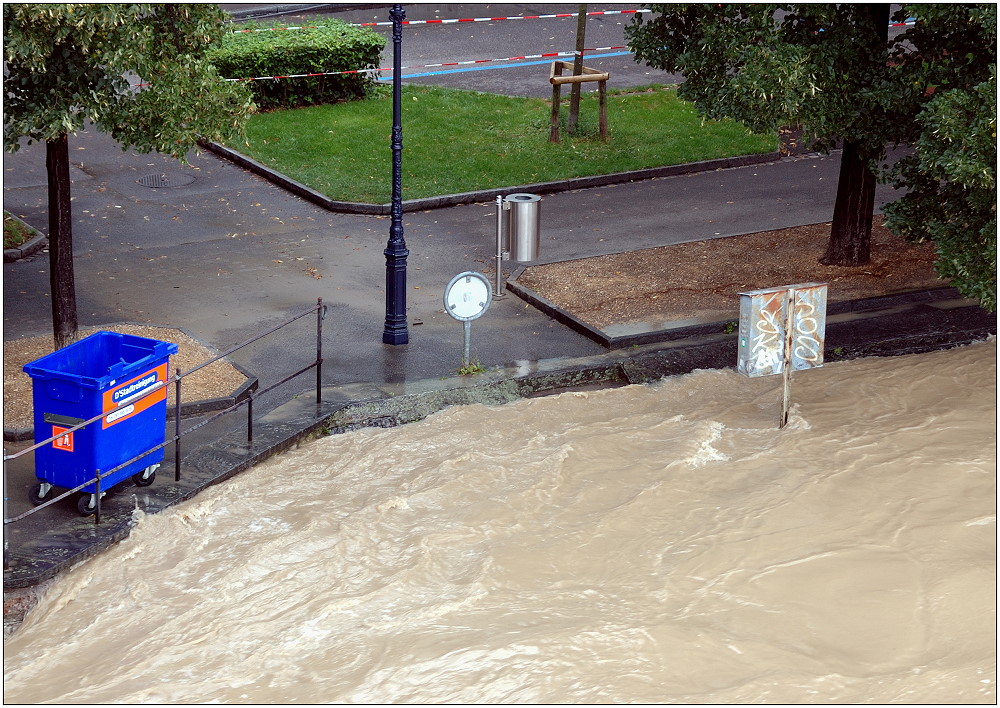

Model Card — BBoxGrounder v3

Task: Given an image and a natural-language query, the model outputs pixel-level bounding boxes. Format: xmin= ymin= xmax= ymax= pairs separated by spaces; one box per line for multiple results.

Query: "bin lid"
xmin=505 ymin=193 xmax=540 ymax=203
xmin=23 ymin=330 xmax=178 ymax=388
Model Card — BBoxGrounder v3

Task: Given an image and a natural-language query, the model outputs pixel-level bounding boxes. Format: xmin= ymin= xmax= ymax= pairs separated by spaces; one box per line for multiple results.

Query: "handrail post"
xmin=316 ymin=297 xmax=324 ymax=405
xmin=247 ymin=395 xmax=254 ymax=445
xmin=174 ymin=367 xmax=182 ymax=482
xmin=94 ymin=469 xmax=101 ymax=525
xmin=3 ymin=452 xmax=8 ymax=569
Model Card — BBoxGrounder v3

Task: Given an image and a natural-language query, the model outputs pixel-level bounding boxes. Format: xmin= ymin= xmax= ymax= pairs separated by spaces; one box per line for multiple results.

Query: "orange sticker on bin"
xmin=102 ymin=364 xmax=167 ymax=428
xmin=52 ymin=426 xmax=74 ymax=452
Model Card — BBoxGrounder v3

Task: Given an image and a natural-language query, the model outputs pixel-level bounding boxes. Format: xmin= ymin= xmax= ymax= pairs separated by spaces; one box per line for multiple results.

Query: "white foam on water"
xmin=4 ymin=339 xmax=996 ymax=704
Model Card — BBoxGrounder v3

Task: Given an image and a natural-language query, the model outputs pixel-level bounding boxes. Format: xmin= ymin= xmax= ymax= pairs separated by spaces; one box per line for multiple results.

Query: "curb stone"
xmin=3 ymin=234 xmax=48 ymax=263
xmin=507 ymin=270 xmax=981 ymax=350
xmin=3 ymin=212 xmax=47 ymax=263
xmin=227 ymin=4 xmax=347 ymax=20
xmin=199 ymin=139 xmax=782 ymax=215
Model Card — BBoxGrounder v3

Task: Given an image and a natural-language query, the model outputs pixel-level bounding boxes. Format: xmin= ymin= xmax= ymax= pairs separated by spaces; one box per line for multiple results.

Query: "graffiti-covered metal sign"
xmin=737 ymin=283 xmax=828 ymax=378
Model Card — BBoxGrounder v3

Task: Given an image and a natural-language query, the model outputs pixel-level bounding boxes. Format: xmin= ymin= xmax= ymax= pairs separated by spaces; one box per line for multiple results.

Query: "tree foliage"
xmin=4 ymin=3 xmax=252 ymax=157
xmin=626 ymin=3 xmax=997 ymax=308
xmin=627 ymin=4 xmax=903 ymax=160
xmin=881 ymin=6 xmax=997 ymax=311
xmin=4 ymin=3 xmax=253 ymax=347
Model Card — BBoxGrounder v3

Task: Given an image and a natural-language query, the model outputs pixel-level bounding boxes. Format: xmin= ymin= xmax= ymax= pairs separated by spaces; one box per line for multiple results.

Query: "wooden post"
xmin=550 ymin=79 xmax=562 ymax=143
xmin=568 ymin=3 xmax=588 ymax=134
xmin=549 ymin=61 xmax=609 ymax=143
xmin=598 ymin=79 xmax=607 ymax=139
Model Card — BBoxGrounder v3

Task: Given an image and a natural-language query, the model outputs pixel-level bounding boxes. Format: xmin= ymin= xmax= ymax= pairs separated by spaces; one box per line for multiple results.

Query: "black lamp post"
xmin=382 ymin=3 xmax=409 ymax=345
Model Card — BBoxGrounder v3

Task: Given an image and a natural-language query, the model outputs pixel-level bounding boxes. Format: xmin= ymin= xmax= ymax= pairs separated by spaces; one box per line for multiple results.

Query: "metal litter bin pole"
xmin=494 ymin=195 xmax=508 ymax=297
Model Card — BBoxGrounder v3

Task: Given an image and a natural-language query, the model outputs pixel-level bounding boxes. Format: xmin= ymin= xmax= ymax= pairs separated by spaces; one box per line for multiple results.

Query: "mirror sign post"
xmin=737 ymin=283 xmax=828 ymax=428
xmin=444 ymin=272 xmax=493 ymax=369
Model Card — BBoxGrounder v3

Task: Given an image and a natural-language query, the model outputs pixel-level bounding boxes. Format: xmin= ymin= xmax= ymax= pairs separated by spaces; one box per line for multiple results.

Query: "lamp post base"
xmin=382 ymin=328 xmax=408 ymax=346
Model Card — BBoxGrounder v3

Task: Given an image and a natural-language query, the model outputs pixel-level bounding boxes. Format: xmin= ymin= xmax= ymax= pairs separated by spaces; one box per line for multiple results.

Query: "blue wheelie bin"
xmin=23 ymin=331 xmax=178 ymax=515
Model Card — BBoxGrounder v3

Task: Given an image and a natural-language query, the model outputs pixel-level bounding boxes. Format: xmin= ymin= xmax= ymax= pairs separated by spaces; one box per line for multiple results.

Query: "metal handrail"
xmin=3 ymin=299 xmax=327 ymax=546
xmin=3 ymin=381 xmax=169 ymax=465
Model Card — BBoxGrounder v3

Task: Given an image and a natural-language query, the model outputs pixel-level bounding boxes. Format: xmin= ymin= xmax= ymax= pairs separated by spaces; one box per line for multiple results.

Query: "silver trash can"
xmin=505 ymin=193 xmax=540 ymax=261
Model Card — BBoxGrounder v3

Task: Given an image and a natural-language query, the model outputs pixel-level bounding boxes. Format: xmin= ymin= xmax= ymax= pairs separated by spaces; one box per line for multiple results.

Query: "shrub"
xmin=209 ymin=18 xmax=386 ymax=110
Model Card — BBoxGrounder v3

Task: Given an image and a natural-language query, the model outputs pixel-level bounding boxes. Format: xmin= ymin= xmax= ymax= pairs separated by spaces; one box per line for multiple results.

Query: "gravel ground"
xmin=517 ymin=218 xmax=946 ymax=328
xmin=3 ymin=324 xmax=248 ymax=432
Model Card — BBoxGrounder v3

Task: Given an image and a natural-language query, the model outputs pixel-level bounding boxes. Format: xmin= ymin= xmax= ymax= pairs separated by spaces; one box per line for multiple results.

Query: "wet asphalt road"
xmin=1 ymin=3 xmax=915 ymax=536
xmin=232 ymin=3 xmax=685 ymax=95
xmin=3 ymin=4 xmax=901 ymax=416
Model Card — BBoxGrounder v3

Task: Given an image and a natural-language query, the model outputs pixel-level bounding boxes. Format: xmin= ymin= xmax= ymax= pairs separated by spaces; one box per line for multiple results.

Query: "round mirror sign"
xmin=444 ymin=271 xmax=492 ymax=321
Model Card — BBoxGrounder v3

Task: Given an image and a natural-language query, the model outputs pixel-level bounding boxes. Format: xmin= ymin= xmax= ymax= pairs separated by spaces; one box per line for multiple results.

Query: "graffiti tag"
xmin=737 ymin=283 xmax=827 ymax=378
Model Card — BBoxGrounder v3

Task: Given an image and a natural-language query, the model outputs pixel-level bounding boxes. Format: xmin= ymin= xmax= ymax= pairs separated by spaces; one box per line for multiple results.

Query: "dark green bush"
xmin=210 ymin=18 xmax=386 ymax=110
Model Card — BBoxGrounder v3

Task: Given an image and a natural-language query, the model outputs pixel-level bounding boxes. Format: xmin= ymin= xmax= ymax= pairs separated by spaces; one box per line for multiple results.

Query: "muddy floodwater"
xmin=4 ymin=339 xmax=996 ymax=704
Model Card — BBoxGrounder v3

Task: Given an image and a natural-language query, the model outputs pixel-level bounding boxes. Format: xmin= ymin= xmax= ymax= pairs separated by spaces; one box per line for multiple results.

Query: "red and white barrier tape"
xmin=356 ymin=9 xmax=650 ymax=27
xmin=218 ymin=16 xmax=917 ymax=84
xmin=232 ymin=11 xmax=916 ymax=34
xmin=232 ymin=9 xmax=650 ymax=33
xmin=220 ymin=46 xmax=628 ymax=83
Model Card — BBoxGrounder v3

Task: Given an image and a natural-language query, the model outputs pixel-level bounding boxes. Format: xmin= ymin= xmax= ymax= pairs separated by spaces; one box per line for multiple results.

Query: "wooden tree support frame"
xmin=549 ymin=61 xmax=610 ymax=143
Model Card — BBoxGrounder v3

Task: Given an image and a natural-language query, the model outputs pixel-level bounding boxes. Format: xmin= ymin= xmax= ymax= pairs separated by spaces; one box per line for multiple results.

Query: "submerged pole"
xmin=780 ymin=289 xmax=795 ymax=428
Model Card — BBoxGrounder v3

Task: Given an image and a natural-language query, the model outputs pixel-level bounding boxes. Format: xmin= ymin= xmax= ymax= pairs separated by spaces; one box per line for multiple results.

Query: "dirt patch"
xmin=516 ymin=217 xmax=947 ymax=328
xmin=3 ymin=325 xmax=248 ymax=432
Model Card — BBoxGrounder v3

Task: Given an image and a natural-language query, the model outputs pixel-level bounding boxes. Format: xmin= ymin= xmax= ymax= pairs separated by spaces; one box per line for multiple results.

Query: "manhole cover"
xmin=136 ymin=172 xmax=197 ymax=188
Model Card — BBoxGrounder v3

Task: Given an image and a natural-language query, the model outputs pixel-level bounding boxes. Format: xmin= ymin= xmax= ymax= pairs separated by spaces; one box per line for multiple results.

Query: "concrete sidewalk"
xmin=1 ymin=126 xmax=903 ymax=410
xmin=3 ymin=122 xmax=994 ymax=620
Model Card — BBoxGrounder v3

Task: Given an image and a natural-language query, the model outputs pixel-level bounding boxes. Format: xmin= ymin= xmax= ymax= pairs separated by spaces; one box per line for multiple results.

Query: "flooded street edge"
xmin=4 ymin=292 xmax=995 ymax=636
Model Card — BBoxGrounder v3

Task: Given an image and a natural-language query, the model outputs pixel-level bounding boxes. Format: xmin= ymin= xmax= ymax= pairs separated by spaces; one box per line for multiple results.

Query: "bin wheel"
xmin=132 ymin=465 xmax=157 ymax=488
xmin=77 ymin=494 xmax=97 ymax=516
xmin=28 ymin=483 xmax=53 ymax=506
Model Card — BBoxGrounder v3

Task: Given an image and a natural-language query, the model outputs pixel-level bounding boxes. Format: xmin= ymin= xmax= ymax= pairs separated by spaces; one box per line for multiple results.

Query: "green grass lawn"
xmin=229 ymin=84 xmax=777 ymax=203
xmin=3 ymin=211 xmax=38 ymax=249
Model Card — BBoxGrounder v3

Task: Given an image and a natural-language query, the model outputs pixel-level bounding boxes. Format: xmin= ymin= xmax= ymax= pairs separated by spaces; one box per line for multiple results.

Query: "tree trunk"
xmin=46 ymin=133 xmax=78 ymax=349
xmin=820 ymin=139 xmax=876 ymax=266
xmin=567 ymin=4 xmax=587 ymax=135
xmin=819 ymin=4 xmax=888 ymax=267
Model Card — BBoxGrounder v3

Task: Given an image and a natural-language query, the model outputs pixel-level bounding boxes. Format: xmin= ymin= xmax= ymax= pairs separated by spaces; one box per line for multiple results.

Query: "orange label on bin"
xmin=102 ymin=364 xmax=168 ymax=428
xmin=52 ymin=426 xmax=74 ymax=452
